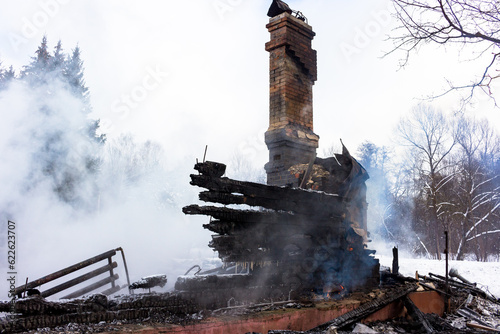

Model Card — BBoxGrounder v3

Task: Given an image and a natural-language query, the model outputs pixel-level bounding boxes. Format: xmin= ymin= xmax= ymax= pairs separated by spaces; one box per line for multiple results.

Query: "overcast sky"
xmin=1 ymin=0 xmax=499 ymax=166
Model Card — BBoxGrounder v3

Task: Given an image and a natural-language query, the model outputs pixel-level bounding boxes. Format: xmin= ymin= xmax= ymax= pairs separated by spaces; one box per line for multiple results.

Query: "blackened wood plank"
xmin=190 ymin=174 xmax=345 ymax=218
xmin=404 ymin=296 xmax=435 ymax=334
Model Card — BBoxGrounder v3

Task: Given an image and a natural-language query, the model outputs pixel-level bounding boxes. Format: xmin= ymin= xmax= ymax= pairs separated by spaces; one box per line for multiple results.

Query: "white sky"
xmin=1 ymin=0 xmax=499 ymax=166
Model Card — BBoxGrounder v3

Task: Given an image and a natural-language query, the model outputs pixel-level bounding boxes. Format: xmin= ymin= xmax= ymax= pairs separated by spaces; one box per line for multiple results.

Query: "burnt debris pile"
xmin=179 ymin=153 xmax=379 ymax=301
xmin=0 ymin=293 xmax=199 ymax=333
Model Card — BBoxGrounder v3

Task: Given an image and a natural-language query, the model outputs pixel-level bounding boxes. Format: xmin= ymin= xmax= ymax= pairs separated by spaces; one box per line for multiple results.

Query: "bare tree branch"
xmin=388 ymin=0 xmax=500 ymax=105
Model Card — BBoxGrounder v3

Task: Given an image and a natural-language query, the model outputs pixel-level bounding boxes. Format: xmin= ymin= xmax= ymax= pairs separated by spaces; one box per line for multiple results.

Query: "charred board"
xmin=190 ymin=172 xmax=346 ymax=218
xmin=184 ymin=205 xmax=342 ymax=228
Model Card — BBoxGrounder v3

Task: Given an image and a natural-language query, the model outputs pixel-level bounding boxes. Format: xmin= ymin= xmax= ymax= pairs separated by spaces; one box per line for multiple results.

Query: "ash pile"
xmin=177 ymin=146 xmax=379 ymax=307
xmin=255 ymin=268 xmax=500 ymax=334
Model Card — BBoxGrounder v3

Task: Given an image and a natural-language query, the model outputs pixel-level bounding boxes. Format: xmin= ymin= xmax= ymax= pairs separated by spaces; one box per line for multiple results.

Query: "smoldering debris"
xmin=0 ymin=292 xmax=200 ymax=333
xmin=129 ymin=275 xmax=168 ymax=293
xmin=2 ymin=268 xmax=499 ymax=333
xmin=181 ymin=160 xmax=380 ymax=297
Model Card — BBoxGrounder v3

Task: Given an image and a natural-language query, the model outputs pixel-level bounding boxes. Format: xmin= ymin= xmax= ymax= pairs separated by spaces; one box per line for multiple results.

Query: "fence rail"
xmin=14 ymin=247 xmax=130 ymax=299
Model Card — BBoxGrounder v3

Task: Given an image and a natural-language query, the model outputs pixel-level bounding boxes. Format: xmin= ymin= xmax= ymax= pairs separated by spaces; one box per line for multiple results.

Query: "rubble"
xmin=245 ymin=267 xmax=500 ymax=334
xmin=181 ymin=160 xmax=379 ymax=297
xmin=0 ymin=293 xmax=199 ymax=333
xmin=2 ymin=267 xmax=499 ymax=333
xmin=129 ymin=274 xmax=167 ymax=292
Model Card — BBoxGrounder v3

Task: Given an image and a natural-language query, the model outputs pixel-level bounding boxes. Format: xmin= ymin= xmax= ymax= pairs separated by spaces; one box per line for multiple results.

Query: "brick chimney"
xmin=264 ymin=12 xmax=319 ymax=186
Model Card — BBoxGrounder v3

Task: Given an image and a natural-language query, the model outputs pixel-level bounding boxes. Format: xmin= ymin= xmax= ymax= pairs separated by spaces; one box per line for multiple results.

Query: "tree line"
xmin=0 ymin=37 xmax=173 ymax=215
xmin=358 ymin=105 xmax=500 ymax=261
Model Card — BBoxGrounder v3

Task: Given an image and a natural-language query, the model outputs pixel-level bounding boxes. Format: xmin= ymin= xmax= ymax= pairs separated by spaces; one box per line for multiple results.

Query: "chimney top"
xmin=264 ymin=11 xmax=319 ymax=186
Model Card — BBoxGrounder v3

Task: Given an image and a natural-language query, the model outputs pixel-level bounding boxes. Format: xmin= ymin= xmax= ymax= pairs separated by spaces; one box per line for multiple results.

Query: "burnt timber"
xmin=180 ymin=161 xmax=380 ymax=294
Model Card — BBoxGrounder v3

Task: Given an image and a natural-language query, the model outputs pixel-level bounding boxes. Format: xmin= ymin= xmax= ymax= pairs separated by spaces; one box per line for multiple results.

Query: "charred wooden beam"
xmin=457 ymin=307 xmax=493 ymax=328
xmin=392 ymin=246 xmax=399 ymax=275
xmin=189 ymin=174 xmax=345 ymax=218
xmin=426 ymin=273 xmax=499 ymax=303
xmin=404 ymin=296 xmax=435 ymax=334
xmin=209 ymin=234 xmax=311 ymax=262
xmin=9 ymin=294 xmax=108 ymax=316
xmin=175 ymin=274 xmax=253 ymax=292
xmin=183 ymin=204 xmax=342 ymax=227
xmin=429 ymin=273 xmax=476 ymax=289
xmin=194 ymin=161 xmax=226 ymax=177
xmin=183 ymin=204 xmax=274 ymax=223
xmin=199 ymin=191 xmax=247 ymax=206
xmin=203 ymin=220 xmax=236 ymax=235
xmin=203 ymin=218 xmax=343 ymax=237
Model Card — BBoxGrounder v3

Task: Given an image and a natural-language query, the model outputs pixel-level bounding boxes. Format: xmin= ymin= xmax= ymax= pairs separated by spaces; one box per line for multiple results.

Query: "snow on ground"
xmin=377 ymin=254 xmax=500 ymax=298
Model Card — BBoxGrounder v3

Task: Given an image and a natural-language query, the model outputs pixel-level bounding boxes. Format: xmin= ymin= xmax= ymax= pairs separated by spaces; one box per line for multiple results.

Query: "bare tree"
xmin=453 ymin=118 xmax=500 ymax=260
xmin=398 ymin=104 xmax=457 ymax=258
xmin=228 ymin=150 xmax=266 ymax=184
xmin=389 ymin=0 xmax=500 ymax=105
xmin=100 ymin=134 xmax=176 ymax=208
xmin=322 ymin=142 xmax=342 ymax=158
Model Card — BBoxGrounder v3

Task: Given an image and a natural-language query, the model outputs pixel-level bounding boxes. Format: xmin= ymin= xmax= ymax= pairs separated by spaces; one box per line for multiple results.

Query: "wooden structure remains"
xmin=181 ymin=159 xmax=379 ymax=295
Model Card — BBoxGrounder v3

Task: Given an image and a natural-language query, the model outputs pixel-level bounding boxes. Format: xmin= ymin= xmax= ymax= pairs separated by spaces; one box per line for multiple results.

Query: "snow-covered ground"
xmin=377 ymin=254 xmax=500 ymax=298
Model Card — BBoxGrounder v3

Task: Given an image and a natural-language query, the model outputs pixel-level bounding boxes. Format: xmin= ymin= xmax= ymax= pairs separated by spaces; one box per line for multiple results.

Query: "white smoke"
xmin=0 ymin=78 xmax=214 ymax=300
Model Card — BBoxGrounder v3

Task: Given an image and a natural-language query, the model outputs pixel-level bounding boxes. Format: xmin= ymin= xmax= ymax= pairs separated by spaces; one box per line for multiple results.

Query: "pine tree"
xmin=0 ymin=63 xmax=16 ymax=90
xmin=64 ymin=46 xmax=88 ymax=105
xmin=5 ymin=66 xmax=15 ymax=81
xmin=15 ymin=37 xmax=106 ymax=207
xmin=63 ymin=45 xmax=105 ymax=144
xmin=50 ymin=40 xmax=65 ymax=79
xmin=0 ymin=61 xmax=4 ymax=89
xmin=21 ymin=35 xmax=52 ymax=85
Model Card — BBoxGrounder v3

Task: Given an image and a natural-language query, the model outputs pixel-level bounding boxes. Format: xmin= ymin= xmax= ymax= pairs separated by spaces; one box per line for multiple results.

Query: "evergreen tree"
xmin=4 ymin=66 xmax=15 ymax=81
xmin=0 ymin=63 xmax=16 ymax=90
xmin=64 ymin=46 xmax=88 ymax=106
xmin=64 ymin=45 xmax=105 ymax=144
xmin=50 ymin=40 xmax=65 ymax=78
xmin=0 ymin=62 xmax=4 ymax=89
xmin=21 ymin=35 xmax=52 ymax=85
xmin=9 ymin=37 xmax=106 ymax=208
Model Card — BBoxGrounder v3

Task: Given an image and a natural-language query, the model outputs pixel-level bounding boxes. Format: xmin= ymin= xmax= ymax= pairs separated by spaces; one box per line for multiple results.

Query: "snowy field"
xmin=377 ymin=254 xmax=500 ymax=298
